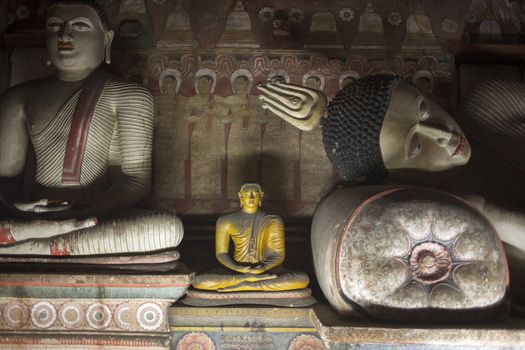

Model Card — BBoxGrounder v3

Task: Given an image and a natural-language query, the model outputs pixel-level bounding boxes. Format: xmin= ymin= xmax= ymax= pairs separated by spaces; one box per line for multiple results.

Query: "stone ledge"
xmin=0 ymin=331 xmax=170 ymax=350
xmin=169 ymin=306 xmax=324 ymax=350
xmin=312 ymin=304 xmax=525 ymax=349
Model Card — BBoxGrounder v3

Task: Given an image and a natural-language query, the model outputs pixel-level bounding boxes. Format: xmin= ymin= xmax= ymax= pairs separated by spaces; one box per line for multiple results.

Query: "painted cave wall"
xmin=2 ymin=0 xmax=524 ymax=217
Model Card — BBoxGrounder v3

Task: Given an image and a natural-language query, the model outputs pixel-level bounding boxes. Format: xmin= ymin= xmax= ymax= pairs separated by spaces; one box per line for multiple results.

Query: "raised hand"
xmin=257 ymin=81 xmax=328 ymax=131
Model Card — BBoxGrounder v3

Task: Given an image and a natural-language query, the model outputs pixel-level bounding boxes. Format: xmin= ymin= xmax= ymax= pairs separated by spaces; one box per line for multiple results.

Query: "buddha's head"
xmin=305 ymin=76 xmax=322 ymax=90
xmin=197 ymin=76 xmax=213 ymax=95
xmin=268 ymin=69 xmax=290 ymax=85
xmin=233 ymin=75 xmax=249 ymax=95
xmin=340 ymin=77 xmax=354 ymax=89
xmin=323 ymin=75 xmax=471 ymax=183
xmin=238 ymin=183 xmax=264 ymax=214
xmin=271 ymin=75 xmax=286 ymax=84
xmin=413 ymin=72 xmax=433 ymax=96
xmin=45 ymin=0 xmax=114 ymax=79
xmin=162 ymin=76 xmax=176 ymax=94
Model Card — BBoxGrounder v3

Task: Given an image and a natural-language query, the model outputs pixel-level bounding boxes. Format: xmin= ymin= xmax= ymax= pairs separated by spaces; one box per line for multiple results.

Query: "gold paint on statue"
xmin=193 ymin=183 xmax=309 ymax=292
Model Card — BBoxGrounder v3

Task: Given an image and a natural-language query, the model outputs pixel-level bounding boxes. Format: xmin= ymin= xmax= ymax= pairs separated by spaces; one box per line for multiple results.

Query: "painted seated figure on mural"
xmin=258 ymin=75 xmax=525 ymax=316
xmin=0 ymin=0 xmax=183 ymax=258
xmin=192 ymin=183 xmax=309 ymax=293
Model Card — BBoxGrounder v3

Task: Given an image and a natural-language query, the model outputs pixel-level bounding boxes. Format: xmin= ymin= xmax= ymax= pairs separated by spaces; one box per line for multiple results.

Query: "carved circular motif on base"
xmin=409 ymin=242 xmax=451 ymax=284
xmin=86 ymin=303 xmax=112 ymax=329
xmin=114 ymin=302 xmax=131 ymax=330
xmin=31 ymin=302 xmax=57 ymax=329
xmin=176 ymin=332 xmax=216 ymax=350
xmin=3 ymin=301 xmax=29 ymax=329
xmin=288 ymin=334 xmax=325 ymax=350
xmin=58 ymin=302 xmax=82 ymax=329
xmin=136 ymin=302 xmax=163 ymax=331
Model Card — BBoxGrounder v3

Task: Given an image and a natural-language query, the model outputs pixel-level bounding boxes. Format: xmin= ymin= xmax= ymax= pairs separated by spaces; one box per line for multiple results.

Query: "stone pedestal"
xmin=170 ymin=303 xmax=525 ymax=349
xmin=181 ymin=288 xmax=316 ymax=307
xmin=170 ymin=306 xmax=326 ymax=350
xmin=0 ymin=263 xmax=193 ymax=349
xmin=312 ymin=305 xmax=525 ymax=349
xmin=0 ymin=333 xmax=171 ymax=349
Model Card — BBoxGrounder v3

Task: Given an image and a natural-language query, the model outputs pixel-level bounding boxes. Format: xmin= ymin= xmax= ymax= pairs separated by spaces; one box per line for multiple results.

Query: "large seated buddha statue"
xmin=0 ymin=0 xmax=183 ymax=259
xmin=185 ymin=183 xmax=313 ymax=307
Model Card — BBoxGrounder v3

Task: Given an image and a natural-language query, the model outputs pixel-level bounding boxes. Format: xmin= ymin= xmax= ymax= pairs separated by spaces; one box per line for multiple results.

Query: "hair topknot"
xmin=322 ymin=74 xmax=402 ymax=184
xmin=46 ymin=0 xmax=110 ymax=29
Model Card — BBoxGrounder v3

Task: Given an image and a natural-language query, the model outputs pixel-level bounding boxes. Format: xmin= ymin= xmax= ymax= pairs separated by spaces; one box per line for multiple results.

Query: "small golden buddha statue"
xmin=193 ymin=183 xmax=309 ymax=292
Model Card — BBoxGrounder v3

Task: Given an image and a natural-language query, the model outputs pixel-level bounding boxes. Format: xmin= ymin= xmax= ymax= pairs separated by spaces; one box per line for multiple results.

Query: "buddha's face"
xmin=380 ymin=83 xmax=471 ymax=172
xmin=163 ymin=76 xmax=176 ymax=94
xmin=46 ymin=5 xmax=113 ymax=73
xmin=305 ymin=76 xmax=321 ymax=90
xmin=239 ymin=186 xmax=263 ymax=213
xmin=414 ymin=76 xmax=432 ymax=95
xmin=197 ymin=76 xmax=213 ymax=95
xmin=233 ymin=76 xmax=249 ymax=95
xmin=341 ymin=77 xmax=354 ymax=89
xmin=270 ymin=76 xmax=286 ymax=84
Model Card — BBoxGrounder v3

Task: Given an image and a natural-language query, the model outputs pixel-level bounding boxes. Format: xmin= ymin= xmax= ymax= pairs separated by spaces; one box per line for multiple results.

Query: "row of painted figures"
xmin=0 ymin=0 xmax=523 ymax=321
xmin=153 ymin=70 xmax=337 ymax=210
xmin=152 ymin=68 xmax=434 ymax=212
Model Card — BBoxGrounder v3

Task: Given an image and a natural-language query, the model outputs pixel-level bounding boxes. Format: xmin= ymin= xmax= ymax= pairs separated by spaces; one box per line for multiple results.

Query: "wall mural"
xmin=1 ymin=0 xmax=525 ymax=48
xmin=4 ymin=0 xmax=521 ymax=215
xmin=137 ymin=53 xmax=452 ymax=216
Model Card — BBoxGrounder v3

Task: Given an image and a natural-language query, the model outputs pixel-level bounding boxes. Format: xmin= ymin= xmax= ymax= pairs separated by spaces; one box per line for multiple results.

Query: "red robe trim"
xmin=61 ymin=77 xmax=109 ymax=186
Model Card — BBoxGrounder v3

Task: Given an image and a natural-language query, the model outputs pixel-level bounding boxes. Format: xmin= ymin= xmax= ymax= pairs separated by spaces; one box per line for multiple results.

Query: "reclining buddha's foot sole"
xmin=181 ymin=288 xmax=316 ymax=307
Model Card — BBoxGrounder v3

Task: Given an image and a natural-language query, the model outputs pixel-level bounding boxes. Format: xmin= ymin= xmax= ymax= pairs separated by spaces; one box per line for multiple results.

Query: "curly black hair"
xmin=322 ymin=74 xmax=402 ymax=184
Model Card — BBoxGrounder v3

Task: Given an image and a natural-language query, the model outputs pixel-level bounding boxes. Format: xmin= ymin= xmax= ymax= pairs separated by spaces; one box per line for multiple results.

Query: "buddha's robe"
xmin=28 ymin=79 xmax=150 ymax=209
xmin=0 ymin=74 xmax=183 ymax=256
xmin=193 ymin=210 xmax=309 ymax=291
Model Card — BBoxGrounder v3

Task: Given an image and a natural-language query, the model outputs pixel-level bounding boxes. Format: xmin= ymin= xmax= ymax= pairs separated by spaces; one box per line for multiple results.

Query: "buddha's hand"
xmin=15 ymin=199 xmax=72 ymax=213
xmin=248 ymin=264 xmax=269 ymax=274
xmin=257 ymin=81 xmax=327 ymax=131
xmin=39 ymin=217 xmax=98 ymax=236
xmin=244 ymin=273 xmax=277 ymax=282
xmin=58 ymin=217 xmax=98 ymax=233
xmin=234 ymin=265 xmax=252 ymax=274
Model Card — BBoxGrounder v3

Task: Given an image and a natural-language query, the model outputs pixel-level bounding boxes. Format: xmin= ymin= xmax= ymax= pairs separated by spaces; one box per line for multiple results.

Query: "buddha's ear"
xmin=238 ymin=192 xmax=243 ymax=207
xmin=259 ymin=191 xmax=264 ymax=207
xmin=104 ymin=30 xmax=114 ymax=64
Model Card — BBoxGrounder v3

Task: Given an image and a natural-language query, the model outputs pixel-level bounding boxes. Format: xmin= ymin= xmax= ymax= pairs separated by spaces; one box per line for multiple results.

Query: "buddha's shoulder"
xmin=216 ymin=212 xmax=239 ymax=224
xmin=262 ymin=214 xmax=284 ymax=226
xmin=1 ymin=75 xmax=56 ymax=101
xmin=106 ymin=79 xmax=153 ymax=98
xmin=264 ymin=213 xmax=283 ymax=221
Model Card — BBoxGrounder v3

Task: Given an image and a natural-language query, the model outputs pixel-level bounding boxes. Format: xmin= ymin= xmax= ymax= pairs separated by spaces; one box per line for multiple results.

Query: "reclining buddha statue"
xmin=257 ymin=74 xmax=525 ymax=258
xmin=0 ymin=0 xmax=183 ymax=258
xmin=257 ymin=75 xmax=523 ymax=320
